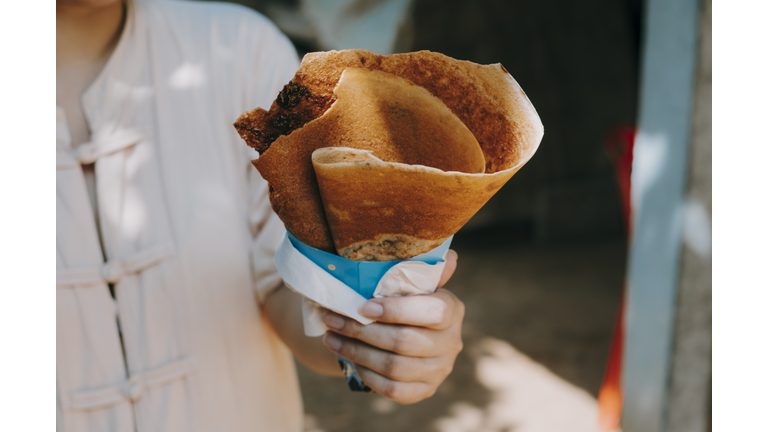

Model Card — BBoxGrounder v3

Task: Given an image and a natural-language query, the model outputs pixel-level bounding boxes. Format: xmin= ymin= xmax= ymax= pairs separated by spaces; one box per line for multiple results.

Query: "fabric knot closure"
xmin=56 ymin=128 xmax=144 ymax=169
xmin=101 ymin=261 xmax=125 ymax=284
xmin=57 ymin=242 xmax=175 ymax=288
xmin=123 ymin=381 xmax=143 ymax=402
xmin=65 ymin=356 xmax=196 ymax=411
xmin=74 ymin=142 xmax=100 ymax=165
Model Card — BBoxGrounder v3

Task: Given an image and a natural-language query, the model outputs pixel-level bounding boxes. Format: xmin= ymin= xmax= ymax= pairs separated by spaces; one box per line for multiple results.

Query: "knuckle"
xmin=345 ymin=320 xmax=362 ymax=339
xmin=448 ymin=330 xmax=464 ymax=355
xmin=454 ymin=337 xmax=464 ymax=354
xmin=381 ymin=381 xmax=404 ymax=401
xmin=430 ymin=301 xmax=448 ymax=325
xmin=382 ymin=354 xmax=403 ymax=378
xmin=393 ymin=327 xmax=418 ymax=353
xmin=456 ymin=298 xmax=466 ymax=319
xmin=437 ymin=360 xmax=454 ymax=379
xmin=339 ymin=339 xmax=356 ymax=360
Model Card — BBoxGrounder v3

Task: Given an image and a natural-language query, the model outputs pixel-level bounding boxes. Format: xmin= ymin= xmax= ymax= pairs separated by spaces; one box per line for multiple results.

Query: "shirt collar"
xmin=81 ymin=0 xmax=147 ymax=132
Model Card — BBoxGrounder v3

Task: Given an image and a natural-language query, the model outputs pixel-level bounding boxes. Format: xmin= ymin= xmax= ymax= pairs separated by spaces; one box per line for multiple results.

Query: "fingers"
xmin=359 ymin=288 xmax=465 ymax=330
xmin=322 ymin=311 xmax=458 ymax=357
xmin=324 ymin=332 xmax=447 ymax=383
xmin=354 ymin=364 xmax=437 ymax=405
xmin=438 ymin=249 xmax=458 ymax=288
xmin=321 ymin=307 xmax=463 ymax=405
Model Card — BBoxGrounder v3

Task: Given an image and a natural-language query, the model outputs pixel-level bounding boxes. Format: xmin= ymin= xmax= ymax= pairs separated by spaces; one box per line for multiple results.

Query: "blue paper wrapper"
xmin=287 ymin=231 xmax=452 ymax=299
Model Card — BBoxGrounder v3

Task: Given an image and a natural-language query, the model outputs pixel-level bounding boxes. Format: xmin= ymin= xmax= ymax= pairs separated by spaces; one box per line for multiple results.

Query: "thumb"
xmin=437 ymin=249 xmax=458 ymax=288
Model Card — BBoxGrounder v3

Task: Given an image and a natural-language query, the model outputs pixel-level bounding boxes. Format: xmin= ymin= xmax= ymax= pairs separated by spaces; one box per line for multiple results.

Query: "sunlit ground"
xmin=298 ymin=238 xmax=626 ymax=432
xmin=434 ymin=337 xmax=608 ymax=432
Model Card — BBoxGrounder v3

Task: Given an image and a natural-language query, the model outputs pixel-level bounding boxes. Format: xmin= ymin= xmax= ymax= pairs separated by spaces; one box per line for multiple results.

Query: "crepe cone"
xmin=235 ymin=50 xmax=544 ymax=259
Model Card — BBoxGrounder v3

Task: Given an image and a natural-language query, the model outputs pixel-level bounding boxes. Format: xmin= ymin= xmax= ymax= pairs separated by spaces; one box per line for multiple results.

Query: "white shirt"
xmin=56 ymin=1 xmax=303 ymax=430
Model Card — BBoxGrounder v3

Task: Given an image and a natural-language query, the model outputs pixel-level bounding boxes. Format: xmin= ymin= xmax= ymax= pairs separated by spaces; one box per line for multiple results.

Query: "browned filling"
xmin=234 ymin=81 xmax=336 ymax=154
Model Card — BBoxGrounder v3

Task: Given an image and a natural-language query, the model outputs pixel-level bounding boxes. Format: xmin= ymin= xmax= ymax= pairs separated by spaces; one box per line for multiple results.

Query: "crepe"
xmin=235 ymin=49 xmax=544 ymax=259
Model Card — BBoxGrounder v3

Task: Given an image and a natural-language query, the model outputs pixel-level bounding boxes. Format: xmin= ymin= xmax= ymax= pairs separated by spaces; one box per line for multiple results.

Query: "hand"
xmin=321 ymin=250 xmax=463 ymax=404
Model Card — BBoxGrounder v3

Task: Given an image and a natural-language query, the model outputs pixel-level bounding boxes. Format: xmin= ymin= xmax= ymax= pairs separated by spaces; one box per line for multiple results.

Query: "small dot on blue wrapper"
xmin=328 ymin=264 xmax=336 ymax=270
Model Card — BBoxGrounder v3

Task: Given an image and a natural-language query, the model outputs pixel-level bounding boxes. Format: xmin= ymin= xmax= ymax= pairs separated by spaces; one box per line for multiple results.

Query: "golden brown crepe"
xmin=234 ymin=49 xmax=544 ymax=259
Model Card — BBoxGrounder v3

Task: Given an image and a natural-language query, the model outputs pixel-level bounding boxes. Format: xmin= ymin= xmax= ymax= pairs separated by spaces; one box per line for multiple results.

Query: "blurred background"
xmin=204 ymin=0 xmax=711 ymax=430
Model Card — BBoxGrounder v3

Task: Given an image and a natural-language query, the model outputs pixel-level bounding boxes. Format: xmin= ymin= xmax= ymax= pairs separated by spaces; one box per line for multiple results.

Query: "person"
xmin=56 ymin=0 xmax=464 ymax=430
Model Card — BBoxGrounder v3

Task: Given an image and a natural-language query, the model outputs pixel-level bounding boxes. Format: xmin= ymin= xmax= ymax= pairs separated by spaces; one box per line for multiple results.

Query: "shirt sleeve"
xmin=239 ymin=16 xmax=301 ymax=305
xmin=249 ymin=174 xmax=287 ymax=305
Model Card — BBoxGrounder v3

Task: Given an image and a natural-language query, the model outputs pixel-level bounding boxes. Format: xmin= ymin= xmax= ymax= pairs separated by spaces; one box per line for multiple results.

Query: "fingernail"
xmin=323 ymin=312 xmax=344 ymax=330
xmin=448 ymin=249 xmax=458 ymax=261
xmin=360 ymin=301 xmax=384 ymax=318
xmin=324 ymin=333 xmax=342 ymax=351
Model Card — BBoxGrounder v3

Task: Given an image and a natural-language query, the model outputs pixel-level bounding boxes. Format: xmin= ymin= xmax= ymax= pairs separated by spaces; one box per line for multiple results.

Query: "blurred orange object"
xmin=598 ymin=126 xmax=635 ymax=431
xmin=604 ymin=126 xmax=636 ymax=237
